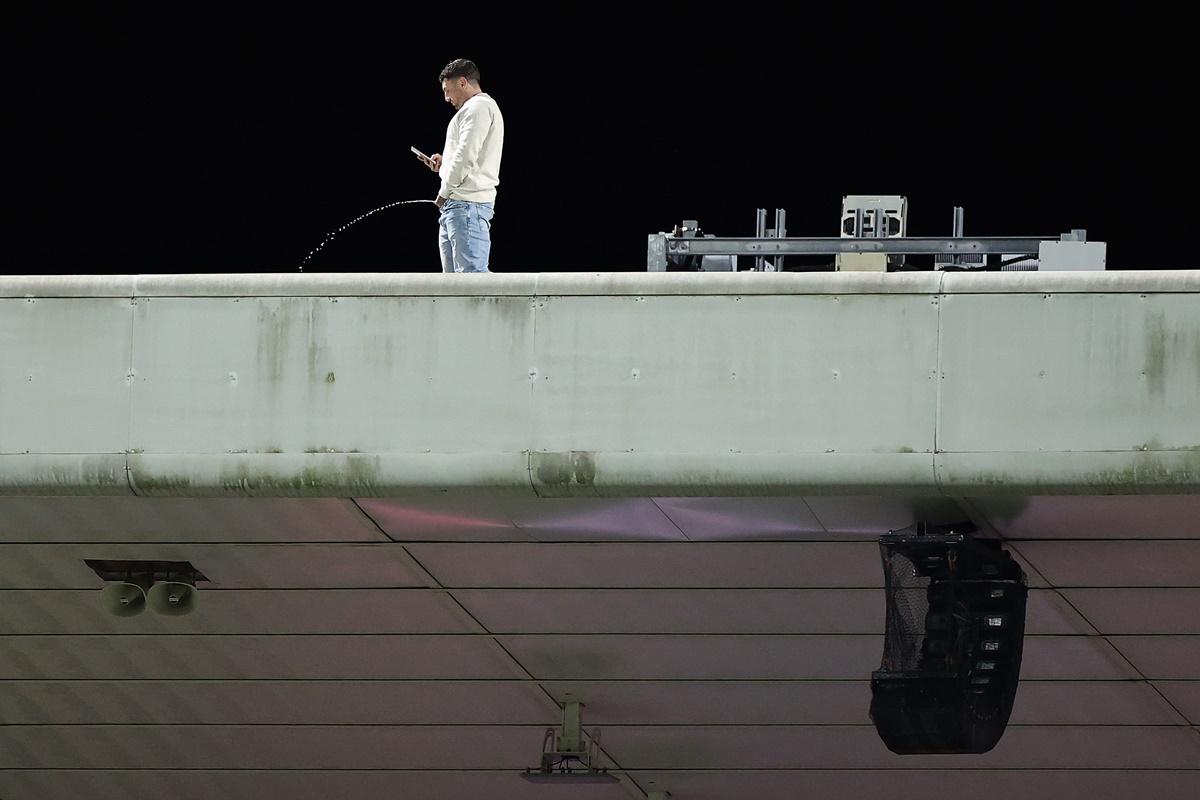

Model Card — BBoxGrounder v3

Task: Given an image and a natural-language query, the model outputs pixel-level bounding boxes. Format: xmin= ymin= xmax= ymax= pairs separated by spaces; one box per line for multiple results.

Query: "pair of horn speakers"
xmin=87 ymin=560 xmax=207 ymax=617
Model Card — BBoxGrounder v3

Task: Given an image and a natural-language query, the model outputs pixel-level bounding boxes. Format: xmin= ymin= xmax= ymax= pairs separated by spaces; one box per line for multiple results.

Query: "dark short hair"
xmin=439 ymin=59 xmax=480 ymax=84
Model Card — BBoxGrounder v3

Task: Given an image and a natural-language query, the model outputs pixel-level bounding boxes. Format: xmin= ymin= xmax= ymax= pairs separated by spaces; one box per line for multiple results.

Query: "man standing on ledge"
xmin=421 ymin=59 xmax=505 ymax=273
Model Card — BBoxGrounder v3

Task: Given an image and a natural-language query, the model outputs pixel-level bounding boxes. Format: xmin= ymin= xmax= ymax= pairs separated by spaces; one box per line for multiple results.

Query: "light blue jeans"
xmin=438 ymin=200 xmax=494 ymax=273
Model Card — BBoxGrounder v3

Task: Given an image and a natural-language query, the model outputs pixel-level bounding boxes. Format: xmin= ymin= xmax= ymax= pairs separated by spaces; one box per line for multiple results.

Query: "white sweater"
xmin=438 ymin=93 xmax=504 ymax=203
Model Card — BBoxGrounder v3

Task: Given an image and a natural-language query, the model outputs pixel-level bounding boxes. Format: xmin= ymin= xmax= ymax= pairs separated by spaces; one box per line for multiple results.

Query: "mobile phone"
xmin=411 ymin=146 xmax=431 ymax=162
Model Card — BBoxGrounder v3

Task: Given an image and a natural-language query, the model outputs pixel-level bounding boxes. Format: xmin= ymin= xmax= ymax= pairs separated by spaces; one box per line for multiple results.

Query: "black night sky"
xmin=9 ymin=13 xmax=1193 ymax=275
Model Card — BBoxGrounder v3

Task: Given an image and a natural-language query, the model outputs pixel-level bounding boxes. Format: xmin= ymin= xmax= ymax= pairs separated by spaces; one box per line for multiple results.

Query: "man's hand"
xmin=435 ymin=195 xmax=446 ymax=210
xmin=429 ymin=153 xmax=442 ymax=173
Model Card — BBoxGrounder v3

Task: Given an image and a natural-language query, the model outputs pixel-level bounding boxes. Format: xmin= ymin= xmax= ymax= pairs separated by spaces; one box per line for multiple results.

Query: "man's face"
xmin=441 ymin=77 xmax=469 ymax=109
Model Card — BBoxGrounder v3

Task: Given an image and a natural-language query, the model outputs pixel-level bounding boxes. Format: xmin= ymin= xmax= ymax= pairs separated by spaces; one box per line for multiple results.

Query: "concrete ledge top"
xmin=3 ymin=270 xmax=1198 ymax=298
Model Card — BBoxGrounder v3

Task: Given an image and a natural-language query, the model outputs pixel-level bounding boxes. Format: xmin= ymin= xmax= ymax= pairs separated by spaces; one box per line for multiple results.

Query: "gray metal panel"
xmin=0 ymin=298 xmax=132 ymax=454
xmin=646 ymin=234 xmax=667 ymax=271
xmin=1038 ymin=240 xmax=1108 ymax=270
xmin=937 ymin=292 xmax=1200 ymax=453
xmin=529 ymin=292 xmax=939 ymax=461
xmin=129 ymin=295 xmax=536 ymax=456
